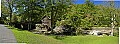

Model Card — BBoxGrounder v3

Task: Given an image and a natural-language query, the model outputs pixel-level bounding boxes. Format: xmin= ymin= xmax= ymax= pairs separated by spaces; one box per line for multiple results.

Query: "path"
xmin=0 ymin=24 xmax=17 ymax=43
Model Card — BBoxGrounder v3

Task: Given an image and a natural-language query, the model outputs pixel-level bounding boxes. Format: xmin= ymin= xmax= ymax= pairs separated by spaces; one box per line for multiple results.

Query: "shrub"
xmin=113 ymin=32 xmax=119 ymax=37
xmin=0 ymin=20 xmax=4 ymax=24
xmin=0 ymin=18 xmax=4 ymax=24
xmin=4 ymin=20 xmax=9 ymax=25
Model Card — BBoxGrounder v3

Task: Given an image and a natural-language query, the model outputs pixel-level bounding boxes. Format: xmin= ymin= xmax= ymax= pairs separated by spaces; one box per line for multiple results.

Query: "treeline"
xmin=1 ymin=0 xmax=120 ymax=30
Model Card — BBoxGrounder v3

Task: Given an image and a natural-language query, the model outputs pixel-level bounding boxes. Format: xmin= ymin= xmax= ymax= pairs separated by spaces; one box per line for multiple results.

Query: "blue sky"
xmin=74 ymin=0 xmax=120 ymax=8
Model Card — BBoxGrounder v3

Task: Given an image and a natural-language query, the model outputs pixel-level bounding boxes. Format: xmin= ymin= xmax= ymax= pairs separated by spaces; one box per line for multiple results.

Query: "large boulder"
xmin=53 ymin=26 xmax=64 ymax=34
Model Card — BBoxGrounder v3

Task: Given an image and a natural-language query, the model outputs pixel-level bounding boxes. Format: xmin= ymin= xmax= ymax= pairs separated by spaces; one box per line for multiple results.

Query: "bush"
xmin=0 ymin=20 xmax=4 ymax=24
xmin=113 ymin=32 xmax=119 ymax=37
xmin=113 ymin=28 xmax=119 ymax=37
xmin=0 ymin=18 xmax=4 ymax=24
xmin=76 ymin=27 xmax=83 ymax=35
xmin=4 ymin=20 xmax=9 ymax=25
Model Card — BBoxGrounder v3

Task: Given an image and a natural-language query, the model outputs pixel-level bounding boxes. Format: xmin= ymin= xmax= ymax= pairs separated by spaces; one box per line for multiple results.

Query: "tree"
xmin=6 ymin=0 xmax=14 ymax=26
xmin=11 ymin=14 xmax=18 ymax=23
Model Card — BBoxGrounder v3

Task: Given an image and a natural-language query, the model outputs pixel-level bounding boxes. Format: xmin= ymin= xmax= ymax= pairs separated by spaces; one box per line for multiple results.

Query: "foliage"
xmin=113 ymin=28 xmax=119 ymax=37
xmin=0 ymin=18 xmax=4 ymax=24
xmin=113 ymin=32 xmax=119 ymax=37
xmin=56 ymin=20 xmax=70 ymax=26
xmin=1 ymin=0 xmax=120 ymax=33
xmin=11 ymin=14 xmax=18 ymax=23
xmin=75 ymin=27 xmax=83 ymax=35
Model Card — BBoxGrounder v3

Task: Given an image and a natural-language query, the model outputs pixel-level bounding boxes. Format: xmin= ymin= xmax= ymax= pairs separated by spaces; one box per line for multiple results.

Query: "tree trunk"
xmin=8 ymin=2 xmax=13 ymax=26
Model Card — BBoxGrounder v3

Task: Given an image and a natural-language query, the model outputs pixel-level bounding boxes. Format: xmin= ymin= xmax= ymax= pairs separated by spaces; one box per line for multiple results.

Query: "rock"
xmin=53 ymin=26 xmax=64 ymax=34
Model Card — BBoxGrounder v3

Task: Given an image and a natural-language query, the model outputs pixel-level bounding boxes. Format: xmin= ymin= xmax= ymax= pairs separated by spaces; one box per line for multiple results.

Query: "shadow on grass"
xmin=53 ymin=35 xmax=67 ymax=40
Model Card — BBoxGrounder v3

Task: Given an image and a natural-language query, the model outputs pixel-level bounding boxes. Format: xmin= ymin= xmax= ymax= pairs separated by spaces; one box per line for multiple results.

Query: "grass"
xmin=59 ymin=35 xmax=119 ymax=44
xmin=7 ymin=26 xmax=63 ymax=44
xmin=6 ymin=25 xmax=119 ymax=44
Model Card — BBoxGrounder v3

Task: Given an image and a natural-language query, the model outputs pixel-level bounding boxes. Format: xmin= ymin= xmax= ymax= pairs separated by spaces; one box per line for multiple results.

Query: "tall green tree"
xmin=1 ymin=0 xmax=15 ymax=25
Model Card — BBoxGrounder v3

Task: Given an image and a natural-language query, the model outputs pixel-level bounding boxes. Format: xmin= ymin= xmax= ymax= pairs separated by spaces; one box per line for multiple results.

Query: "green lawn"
xmin=59 ymin=36 xmax=119 ymax=44
xmin=8 ymin=26 xmax=63 ymax=44
xmin=7 ymin=26 xmax=118 ymax=44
